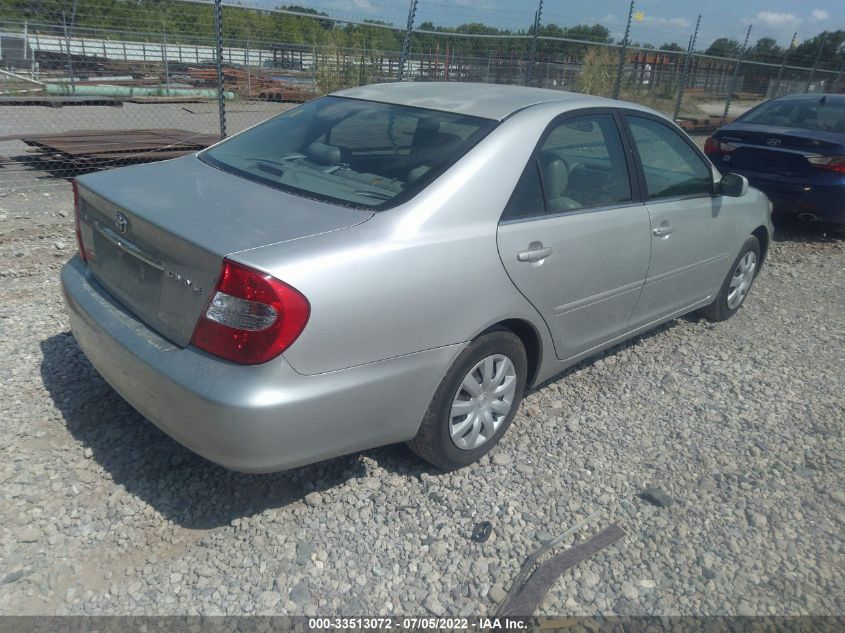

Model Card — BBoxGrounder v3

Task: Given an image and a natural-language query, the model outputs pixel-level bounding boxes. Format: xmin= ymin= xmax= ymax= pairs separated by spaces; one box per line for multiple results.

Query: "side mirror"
xmin=719 ymin=173 xmax=749 ymax=197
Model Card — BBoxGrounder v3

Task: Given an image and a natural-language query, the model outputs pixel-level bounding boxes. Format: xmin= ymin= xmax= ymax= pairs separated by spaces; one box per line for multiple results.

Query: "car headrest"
xmin=415 ymin=131 xmax=463 ymax=152
xmin=545 ymin=159 xmax=569 ymax=197
xmin=306 ymin=142 xmax=342 ymax=164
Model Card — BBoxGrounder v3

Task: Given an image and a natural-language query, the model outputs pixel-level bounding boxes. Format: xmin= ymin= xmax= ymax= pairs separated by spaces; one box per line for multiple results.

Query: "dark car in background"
xmin=704 ymin=94 xmax=845 ymax=225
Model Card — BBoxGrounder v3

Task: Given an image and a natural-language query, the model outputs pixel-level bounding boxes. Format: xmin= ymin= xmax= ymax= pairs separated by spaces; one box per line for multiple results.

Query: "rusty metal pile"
xmin=14 ymin=128 xmax=220 ymax=174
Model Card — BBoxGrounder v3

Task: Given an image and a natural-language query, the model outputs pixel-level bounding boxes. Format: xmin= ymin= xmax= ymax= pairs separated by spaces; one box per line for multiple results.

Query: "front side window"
xmin=627 ymin=115 xmax=713 ymax=200
xmin=200 ymin=96 xmax=497 ymax=209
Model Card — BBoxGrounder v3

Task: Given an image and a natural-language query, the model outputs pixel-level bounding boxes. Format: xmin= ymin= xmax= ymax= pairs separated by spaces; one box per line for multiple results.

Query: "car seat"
xmin=545 ymin=159 xmax=581 ymax=211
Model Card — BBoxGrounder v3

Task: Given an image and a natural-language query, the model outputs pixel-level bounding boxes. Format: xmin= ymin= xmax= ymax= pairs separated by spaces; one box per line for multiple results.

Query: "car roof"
xmin=334 ymin=82 xmax=644 ymax=121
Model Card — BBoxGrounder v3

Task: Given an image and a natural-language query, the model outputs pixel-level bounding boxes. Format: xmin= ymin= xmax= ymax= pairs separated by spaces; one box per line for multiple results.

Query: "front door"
xmin=623 ymin=114 xmax=737 ymax=326
xmin=497 ymin=111 xmax=652 ymax=361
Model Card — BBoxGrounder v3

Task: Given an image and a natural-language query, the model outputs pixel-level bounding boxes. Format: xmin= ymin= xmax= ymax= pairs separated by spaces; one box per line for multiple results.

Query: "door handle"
xmin=652 ymin=226 xmax=675 ymax=237
xmin=517 ymin=246 xmax=553 ymax=263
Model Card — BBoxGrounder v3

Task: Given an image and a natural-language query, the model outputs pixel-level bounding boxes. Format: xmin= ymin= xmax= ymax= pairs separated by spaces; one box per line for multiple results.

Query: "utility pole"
xmin=397 ymin=0 xmax=419 ymax=81
xmin=672 ymin=14 xmax=701 ymax=121
xmin=612 ymin=1 xmax=635 ymax=100
xmin=722 ymin=24 xmax=752 ymax=123
xmin=62 ymin=0 xmax=78 ymax=93
xmin=527 ymin=0 xmax=544 ymax=87
xmin=162 ymin=24 xmax=170 ymax=93
xmin=213 ymin=0 xmax=227 ymax=138
xmin=805 ymin=33 xmax=827 ymax=92
xmin=774 ymin=32 xmax=797 ymax=97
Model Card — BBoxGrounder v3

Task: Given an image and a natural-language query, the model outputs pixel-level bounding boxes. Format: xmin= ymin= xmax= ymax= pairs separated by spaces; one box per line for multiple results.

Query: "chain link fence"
xmin=1 ymin=0 xmax=843 ymax=190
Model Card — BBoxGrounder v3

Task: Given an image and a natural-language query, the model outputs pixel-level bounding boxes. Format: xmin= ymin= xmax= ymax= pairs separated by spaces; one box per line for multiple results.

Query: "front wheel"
xmin=408 ymin=330 xmax=527 ymax=470
xmin=699 ymin=236 xmax=761 ymax=322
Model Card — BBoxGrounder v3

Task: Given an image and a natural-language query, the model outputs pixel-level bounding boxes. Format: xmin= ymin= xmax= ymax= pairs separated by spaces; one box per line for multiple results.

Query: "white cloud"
xmin=643 ymin=16 xmax=691 ymax=29
xmin=326 ymin=0 xmax=378 ymax=16
xmin=810 ymin=9 xmax=830 ymax=21
xmin=755 ymin=11 xmax=802 ymax=28
xmin=454 ymin=0 xmax=498 ymax=8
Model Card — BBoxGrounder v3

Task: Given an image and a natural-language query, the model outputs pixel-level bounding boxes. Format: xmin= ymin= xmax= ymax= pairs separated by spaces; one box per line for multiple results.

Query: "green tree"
xmin=705 ymin=38 xmax=741 ymax=58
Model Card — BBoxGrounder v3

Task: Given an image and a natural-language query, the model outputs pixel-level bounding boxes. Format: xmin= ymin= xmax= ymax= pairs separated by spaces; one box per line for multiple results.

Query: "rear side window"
xmin=627 ymin=116 xmax=713 ymax=200
xmin=200 ymin=96 xmax=497 ymax=210
xmin=502 ymin=159 xmax=546 ymax=220
xmin=539 ymin=114 xmax=632 ymax=212
xmin=502 ymin=113 xmax=632 ymax=221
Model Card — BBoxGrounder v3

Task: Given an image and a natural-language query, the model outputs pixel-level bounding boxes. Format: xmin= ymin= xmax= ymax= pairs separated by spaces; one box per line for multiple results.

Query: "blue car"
xmin=704 ymin=94 xmax=845 ymax=225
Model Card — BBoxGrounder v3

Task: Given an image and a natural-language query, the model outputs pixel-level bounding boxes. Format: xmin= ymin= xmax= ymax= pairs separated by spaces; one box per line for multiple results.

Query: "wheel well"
xmin=489 ymin=319 xmax=542 ymax=388
xmin=752 ymin=225 xmax=770 ymax=265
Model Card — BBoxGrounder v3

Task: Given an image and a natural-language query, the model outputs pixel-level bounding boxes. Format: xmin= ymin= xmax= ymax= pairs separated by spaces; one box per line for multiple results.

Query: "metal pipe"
xmin=44 ymin=83 xmax=234 ymax=98
xmin=0 ymin=68 xmax=45 ymax=86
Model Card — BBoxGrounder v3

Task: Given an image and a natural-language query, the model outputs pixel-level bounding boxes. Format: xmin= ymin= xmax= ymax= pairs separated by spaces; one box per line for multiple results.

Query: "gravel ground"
xmin=0 ymin=174 xmax=843 ymax=617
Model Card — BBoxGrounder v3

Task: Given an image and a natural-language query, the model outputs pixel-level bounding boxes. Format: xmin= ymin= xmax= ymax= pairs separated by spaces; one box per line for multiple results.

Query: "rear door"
xmin=622 ymin=113 xmax=736 ymax=326
xmin=497 ymin=110 xmax=652 ymax=361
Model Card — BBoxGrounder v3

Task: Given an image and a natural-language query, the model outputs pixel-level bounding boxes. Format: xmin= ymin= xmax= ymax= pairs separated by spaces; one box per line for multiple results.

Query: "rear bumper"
xmin=724 ymin=167 xmax=845 ymax=225
xmin=61 ymin=256 xmax=461 ymax=473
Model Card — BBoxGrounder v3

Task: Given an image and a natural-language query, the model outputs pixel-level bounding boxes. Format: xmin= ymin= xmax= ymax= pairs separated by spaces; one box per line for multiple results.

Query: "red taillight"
xmin=704 ymin=137 xmax=736 ymax=155
xmin=191 ymin=259 xmax=310 ymax=365
xmin=807 ymin=155 xmax=845 ymax=173
xmin=72 ymin=179 xmax=87 ymax=263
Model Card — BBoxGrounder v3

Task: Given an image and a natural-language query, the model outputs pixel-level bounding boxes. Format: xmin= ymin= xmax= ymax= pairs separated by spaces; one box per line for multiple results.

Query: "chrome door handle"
xmin=517 ymin=246 xmax=553 ymax=263
xmin=652 ymin=226 xmax=675 ymax=237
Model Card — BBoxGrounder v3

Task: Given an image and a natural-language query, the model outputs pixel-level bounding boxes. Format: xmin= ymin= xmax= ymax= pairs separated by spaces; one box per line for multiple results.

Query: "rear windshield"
xmin=740 ymin=97 xmax=845 ymax=133
xmin=200 ymin=96 xmax=497 ymax=209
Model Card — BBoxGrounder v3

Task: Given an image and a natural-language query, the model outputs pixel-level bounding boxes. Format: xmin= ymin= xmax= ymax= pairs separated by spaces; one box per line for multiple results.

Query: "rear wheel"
xmin=408 ymin=330 xmax=527 ymax=470
xmin=699 ymin=236 xmax=760 ymax=322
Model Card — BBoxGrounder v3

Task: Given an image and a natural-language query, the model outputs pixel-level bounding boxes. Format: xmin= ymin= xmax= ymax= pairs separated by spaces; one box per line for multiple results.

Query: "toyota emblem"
xmin=766 ymin=138 xmax=781 ymax=147
xmin=114 ymin=212 xmax=129 ymax=234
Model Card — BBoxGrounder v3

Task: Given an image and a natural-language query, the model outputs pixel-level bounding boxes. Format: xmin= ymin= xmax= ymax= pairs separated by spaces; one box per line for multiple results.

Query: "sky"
xmin=256 ymin=0 xmax=845 ymax=49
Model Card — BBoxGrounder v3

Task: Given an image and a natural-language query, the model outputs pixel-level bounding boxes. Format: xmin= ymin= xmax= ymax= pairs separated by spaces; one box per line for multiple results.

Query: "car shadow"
xmin=772 ymin=215 xmax=844 ymax=243
xmin=39 ymin=332 xmax=428 ymax=529
xmin=40 ymin=313 xmax=695 ymax=528
xmin=527 ymin=318 xmax=684 ymax=395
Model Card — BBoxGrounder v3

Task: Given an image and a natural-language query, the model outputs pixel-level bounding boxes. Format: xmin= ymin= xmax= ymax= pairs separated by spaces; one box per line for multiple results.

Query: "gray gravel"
xmin=0 ymin=177 xmax=843 ymax=616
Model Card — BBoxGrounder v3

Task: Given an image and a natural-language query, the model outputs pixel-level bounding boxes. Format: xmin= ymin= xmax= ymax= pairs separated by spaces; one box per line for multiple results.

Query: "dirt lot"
xmin=0 ymin=158 xmax=843 ymax=616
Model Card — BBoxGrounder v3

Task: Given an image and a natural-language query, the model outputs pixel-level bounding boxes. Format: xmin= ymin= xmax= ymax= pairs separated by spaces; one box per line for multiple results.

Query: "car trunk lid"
xmin=716 ymin=124 xmax=842 ymax=176
xmin=76 ymin=155 xmax=373 ymax=347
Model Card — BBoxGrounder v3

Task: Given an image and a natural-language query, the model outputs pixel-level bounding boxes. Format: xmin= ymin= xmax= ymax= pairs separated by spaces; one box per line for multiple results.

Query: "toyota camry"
xmin=62 ymin=82 xmax=773 ymax=472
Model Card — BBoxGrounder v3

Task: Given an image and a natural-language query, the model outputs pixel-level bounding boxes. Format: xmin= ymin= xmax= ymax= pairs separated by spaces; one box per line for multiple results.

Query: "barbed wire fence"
xmin=1 ymin=0 xmax=843 ymax=190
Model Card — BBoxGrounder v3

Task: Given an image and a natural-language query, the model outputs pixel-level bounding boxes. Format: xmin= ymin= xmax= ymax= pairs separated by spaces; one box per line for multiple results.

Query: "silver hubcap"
xmin=727 ymin=251 xmax=757 ymax=310
xmin=449 ymin=354 xmax=517 ymax=451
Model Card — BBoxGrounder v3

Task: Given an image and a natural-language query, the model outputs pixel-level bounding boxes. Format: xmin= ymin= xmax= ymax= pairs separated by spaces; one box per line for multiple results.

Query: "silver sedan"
xmin=61 ymin=83 xmax=773 ymax=472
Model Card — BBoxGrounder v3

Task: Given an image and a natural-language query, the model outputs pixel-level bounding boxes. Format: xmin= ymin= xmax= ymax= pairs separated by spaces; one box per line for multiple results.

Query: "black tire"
xmin=699 ymin=236 xmax=761 ymax=322
xmin=408 ymin=329 xmax=528 ymax=470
